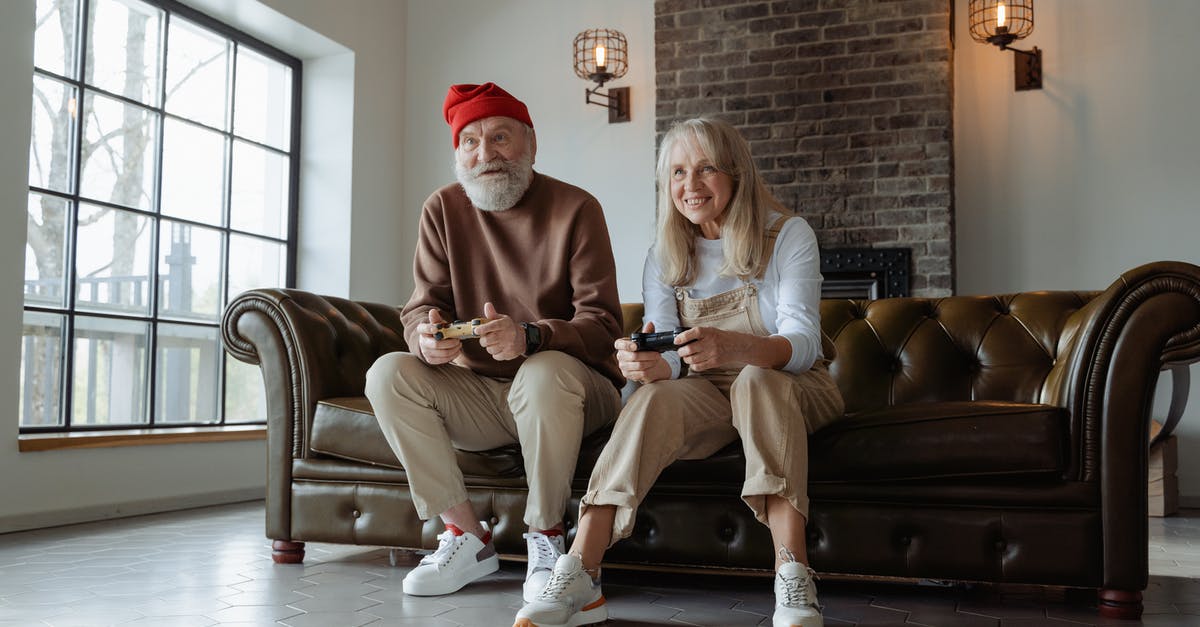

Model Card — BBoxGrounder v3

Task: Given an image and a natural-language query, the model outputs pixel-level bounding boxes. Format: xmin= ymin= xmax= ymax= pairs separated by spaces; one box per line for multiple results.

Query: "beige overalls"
xmin=581 ymin=217 xmax=845 ymax=546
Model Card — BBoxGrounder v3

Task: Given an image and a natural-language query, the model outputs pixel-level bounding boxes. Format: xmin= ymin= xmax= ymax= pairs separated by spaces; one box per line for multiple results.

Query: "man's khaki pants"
xmin=365 ymin=350 xmax=620 ymax=530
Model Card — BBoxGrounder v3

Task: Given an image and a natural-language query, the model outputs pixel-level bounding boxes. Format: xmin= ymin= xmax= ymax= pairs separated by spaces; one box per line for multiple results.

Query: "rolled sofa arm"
xmin=1044 ymin=261 xmax=1200 ymax=481
xmin=221 ymin=288 xmax=408 ymax=457
xmin=222 ymin=288 xmax=408 ymax=543
xmin=1039 ymin=261 xmax=1200 ymax=595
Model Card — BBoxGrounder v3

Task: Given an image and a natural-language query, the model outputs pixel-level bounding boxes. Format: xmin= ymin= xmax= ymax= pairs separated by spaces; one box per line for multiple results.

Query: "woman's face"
xmin=667 ymin=140 xmax=735 ymax=240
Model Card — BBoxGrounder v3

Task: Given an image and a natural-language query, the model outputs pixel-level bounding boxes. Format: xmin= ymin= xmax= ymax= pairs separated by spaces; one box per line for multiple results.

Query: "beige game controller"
xmin=433 ymin=318 xmax=493 ymax=340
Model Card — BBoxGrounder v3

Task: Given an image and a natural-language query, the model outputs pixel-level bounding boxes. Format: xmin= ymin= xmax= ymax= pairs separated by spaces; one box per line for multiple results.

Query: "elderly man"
xmin=364 ymin=83 xmax=623 ymax=601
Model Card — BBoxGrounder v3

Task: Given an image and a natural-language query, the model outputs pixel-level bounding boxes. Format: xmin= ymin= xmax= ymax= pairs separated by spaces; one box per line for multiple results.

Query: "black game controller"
xmin=434 ymin=318 xmax=492 ymax=340
xmin=631 ymin=327 xmax=692 ymax=352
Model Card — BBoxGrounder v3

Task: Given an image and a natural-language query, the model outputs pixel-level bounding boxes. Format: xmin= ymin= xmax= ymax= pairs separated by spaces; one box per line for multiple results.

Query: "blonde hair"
xmin=654 ymin=118 xmax=786 ymax=286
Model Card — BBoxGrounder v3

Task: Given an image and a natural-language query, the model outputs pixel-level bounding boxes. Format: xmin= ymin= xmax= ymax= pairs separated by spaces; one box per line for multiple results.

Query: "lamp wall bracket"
xmin=585 ymin=85 xmax=630 ymax=123
xmin=1009 ymin=45 xmax=1042 ymax=91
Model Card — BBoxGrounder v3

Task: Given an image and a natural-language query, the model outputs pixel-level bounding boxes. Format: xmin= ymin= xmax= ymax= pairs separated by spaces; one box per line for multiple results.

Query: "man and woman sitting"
xmin=363 ymin=82 xmax=843 ymax=627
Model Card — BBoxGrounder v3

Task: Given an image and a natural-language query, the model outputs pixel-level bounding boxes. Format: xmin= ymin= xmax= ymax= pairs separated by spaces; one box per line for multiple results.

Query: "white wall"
xmin=0 ymin=0 xmax=407 ymax=532
xmin=404 ymin=0 xmax=657 ymax=304
xmin=953 ymin=0 xmax=1200 ymax=501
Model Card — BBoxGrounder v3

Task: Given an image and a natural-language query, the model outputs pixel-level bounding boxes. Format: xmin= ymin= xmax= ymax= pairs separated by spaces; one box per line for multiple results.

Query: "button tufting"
xmin=899 ymin=536 xmax=911 ymax=546
xmin=351 ymin=509 xmax=361 ymax=518
xmin=995 ymin=540 xmax=1007 ymax=551
xmin=719 ymin=526 xmax=736 ymax=541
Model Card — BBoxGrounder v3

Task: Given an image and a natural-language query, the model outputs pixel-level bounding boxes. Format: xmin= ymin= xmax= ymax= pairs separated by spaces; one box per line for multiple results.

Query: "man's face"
xmin=454 ymin=117 xmax=536 ymax=212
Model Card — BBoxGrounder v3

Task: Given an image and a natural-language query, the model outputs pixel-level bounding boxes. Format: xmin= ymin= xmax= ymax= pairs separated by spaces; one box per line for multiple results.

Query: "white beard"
xmin=455 ymin=151 xmax=535 ymax=212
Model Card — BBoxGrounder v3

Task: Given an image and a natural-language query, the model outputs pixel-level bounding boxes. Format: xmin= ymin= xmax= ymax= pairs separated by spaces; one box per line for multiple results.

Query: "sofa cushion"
xmin=809 ymin=401 xmax=1068 ymax=482
xmin=310 ymin=397 xmax=525 ymax=478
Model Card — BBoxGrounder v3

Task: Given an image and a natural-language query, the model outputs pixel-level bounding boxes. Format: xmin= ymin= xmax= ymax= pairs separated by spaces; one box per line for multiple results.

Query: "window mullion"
xmin=146 ymin=10 xmax=172 ymax=427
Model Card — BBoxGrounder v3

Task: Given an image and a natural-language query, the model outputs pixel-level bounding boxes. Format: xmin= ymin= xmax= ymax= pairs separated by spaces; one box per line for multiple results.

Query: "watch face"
xmin=524 ymin=323 xmax=540 ymax=352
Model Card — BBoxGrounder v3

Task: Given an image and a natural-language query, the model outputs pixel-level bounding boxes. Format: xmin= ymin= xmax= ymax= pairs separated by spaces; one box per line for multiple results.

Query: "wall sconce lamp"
xmin=573 ymin=28 xmax=630 ymax=123
xmin=968 ymin=0 xmax=1043 ymax=91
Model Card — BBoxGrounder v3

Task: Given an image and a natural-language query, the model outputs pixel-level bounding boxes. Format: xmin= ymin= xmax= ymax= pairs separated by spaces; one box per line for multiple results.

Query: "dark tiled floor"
xmin=0 ymin=501 xmax=1198 ymax=626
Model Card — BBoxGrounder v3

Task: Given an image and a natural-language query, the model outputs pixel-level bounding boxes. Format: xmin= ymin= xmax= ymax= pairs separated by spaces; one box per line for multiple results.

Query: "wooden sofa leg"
xmin=271 ymin=540 xmax=305 ymax=564
xmin=1098 ymin=589 xmax=1143 ymax=619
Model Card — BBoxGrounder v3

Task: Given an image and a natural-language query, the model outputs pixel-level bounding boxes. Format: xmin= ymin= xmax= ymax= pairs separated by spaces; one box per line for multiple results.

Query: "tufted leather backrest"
xmin=622 ymin=292 xmax=1099 ymax=415
xmin=821 ymin=292 xmax=1095 ymax=414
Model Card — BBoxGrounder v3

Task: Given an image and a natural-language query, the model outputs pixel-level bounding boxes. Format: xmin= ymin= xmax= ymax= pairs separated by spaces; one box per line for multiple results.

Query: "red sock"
xmin=445 ymin=523 xmax=492 ymax=545
xmin=538 ymin=528 xmax=564 ymax=537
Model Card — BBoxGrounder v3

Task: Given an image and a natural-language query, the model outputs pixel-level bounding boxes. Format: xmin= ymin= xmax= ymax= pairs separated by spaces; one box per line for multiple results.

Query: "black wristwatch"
xmin=521 ymin=322 xmax=542 ymax=355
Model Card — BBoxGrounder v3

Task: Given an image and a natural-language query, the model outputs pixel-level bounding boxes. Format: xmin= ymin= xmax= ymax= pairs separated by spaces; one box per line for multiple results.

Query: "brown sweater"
xmin=402 ymin=172 xmax=624 ymax=387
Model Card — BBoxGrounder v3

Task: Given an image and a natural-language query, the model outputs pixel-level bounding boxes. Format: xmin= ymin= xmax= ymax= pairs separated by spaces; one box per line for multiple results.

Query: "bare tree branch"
xmin=166 ymin=50 xmax=226 ymax=101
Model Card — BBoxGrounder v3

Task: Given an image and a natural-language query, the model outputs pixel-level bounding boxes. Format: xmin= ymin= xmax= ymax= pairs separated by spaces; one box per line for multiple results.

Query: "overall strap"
xmin=752 ymin=214 xmax=791 ymax=281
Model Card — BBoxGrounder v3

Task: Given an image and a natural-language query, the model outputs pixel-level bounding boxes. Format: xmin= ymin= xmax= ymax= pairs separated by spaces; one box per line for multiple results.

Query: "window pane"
xmin=29 ymin=76 xmax=76 ymax=194
xmin=158 ymin=221 xmax=222 ymax=320
xmin=161 ymin=118 xmax=225 ymax=225
xmin=35 ymin=0 xmax=79 ymax=78
xmin=227 ymin=234 xmax=284 ymax=300
xmin=76 ymin=203 xmax=152 ymax=314
xmin=85 ymin=0 xmax=163 ymax=106
xmin=26 ymin=192 xmax=71 ymax=308
xmin=230 ymin=141 xmax=288 ymax=239
xmin=80 ymin=92 xmax=158 ymax=211
xmin=233 ymin=46 xmax=291 ymax=150
xmin=156 ymin=323 xmax=219 ymax=423
xmin=21 ymin=311 xmax=65 ymax=428
xmin=165 ymin=17 xmax=229 ymax=129
xmin=72 ymin=315 xmax=149 ymax=426
xmin=224 ymin=356 xmax=265 ymax=423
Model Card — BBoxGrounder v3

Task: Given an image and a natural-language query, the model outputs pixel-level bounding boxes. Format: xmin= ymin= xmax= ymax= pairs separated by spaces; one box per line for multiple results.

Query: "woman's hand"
xmin=676 ymin=327 xmax=793 ymax=371
xmin=616 ymin=322 xmax=672 ymax=384
xmin=674 ymin=326 xmax=747 ymax=372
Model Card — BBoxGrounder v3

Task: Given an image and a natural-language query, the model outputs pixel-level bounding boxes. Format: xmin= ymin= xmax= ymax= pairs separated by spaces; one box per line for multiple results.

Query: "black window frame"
xmin=21 ymin=0 xmax=301 ymax=434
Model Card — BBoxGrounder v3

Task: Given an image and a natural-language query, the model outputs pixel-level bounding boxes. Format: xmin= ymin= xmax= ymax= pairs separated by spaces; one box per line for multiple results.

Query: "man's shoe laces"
xmin=420 ymin=530 xmax=459 ymax=567
xmin=524 ymin=533 xmax=559 ymax=571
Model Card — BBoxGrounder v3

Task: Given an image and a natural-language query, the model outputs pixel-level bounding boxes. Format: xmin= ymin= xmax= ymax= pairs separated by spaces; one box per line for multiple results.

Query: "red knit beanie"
xmin=442 ymin=82 xmax=533 ymax=148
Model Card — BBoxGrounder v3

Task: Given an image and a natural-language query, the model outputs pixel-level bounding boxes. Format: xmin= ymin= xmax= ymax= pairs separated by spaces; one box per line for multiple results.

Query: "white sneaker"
xmin=773 ymin=558 xmax=823 ymax=627
xmin=522 ymin=531 xmax=566 ymax=602
xmin=513 ymin=553 xmax=606 ymax=627
xmin=402 ymin=525 xmax=499 ymax=596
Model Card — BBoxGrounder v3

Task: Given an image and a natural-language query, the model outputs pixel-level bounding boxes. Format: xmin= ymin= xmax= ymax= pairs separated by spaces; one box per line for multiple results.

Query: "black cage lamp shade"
xmin=967 ymin=0 xmax=1042 ymax=91
xmin=573 ymin=29 xmax=628 ymax=84
xmin=968 ymin=0 xmax=1034 ymax=48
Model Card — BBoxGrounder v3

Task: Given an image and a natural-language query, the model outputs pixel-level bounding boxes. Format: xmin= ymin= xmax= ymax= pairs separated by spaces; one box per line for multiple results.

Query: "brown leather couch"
xmin=221 ymin=260 xmax=1200 ymax=618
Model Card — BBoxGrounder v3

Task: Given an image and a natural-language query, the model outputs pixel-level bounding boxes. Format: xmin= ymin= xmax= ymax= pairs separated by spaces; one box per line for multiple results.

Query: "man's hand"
xmin=616 ymin=322 xmax=672 ymax=384
xmin=675 ymin=326 xmax=748 ymax=372
xmin=475 ymin=302 xmax=524 ymax=361
xmin=415 ymin=309 xmax=463 ymax=365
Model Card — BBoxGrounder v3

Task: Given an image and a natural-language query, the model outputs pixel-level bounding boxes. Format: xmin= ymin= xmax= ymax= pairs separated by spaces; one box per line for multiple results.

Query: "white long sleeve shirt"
xmin=641 ymin=213 xmax=825 ymax=379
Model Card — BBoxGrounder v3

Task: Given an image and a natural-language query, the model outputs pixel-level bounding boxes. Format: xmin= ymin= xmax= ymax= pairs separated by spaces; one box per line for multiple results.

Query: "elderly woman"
xmin=514 ymin=117 xmax=844 ymax=627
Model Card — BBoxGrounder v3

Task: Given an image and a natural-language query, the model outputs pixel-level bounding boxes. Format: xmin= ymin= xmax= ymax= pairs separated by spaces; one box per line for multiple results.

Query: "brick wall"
xmin=654 ymin=0 xmax=953 ymax=296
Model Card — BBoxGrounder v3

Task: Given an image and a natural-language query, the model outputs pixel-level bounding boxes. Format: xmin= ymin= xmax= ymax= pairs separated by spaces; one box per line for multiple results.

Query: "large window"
xmin=22 ymin=0 xmax=300 ymax=432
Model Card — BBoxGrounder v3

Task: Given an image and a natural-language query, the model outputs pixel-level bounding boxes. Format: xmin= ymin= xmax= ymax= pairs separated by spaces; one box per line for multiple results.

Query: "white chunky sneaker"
xmin=402 ymin=524 xmax=499 ymax=596
xmin=522 ymin=531 xmax=566 ymax=602
xmin=773 ymin=553 xmax=823 ymax=627
xmin=513 ymin=553 xmax=606 ymax=627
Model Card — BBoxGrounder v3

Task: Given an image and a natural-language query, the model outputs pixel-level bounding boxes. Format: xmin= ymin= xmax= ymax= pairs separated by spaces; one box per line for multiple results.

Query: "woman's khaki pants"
xmin=581 ymin=364 xmax=843 ymax=546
